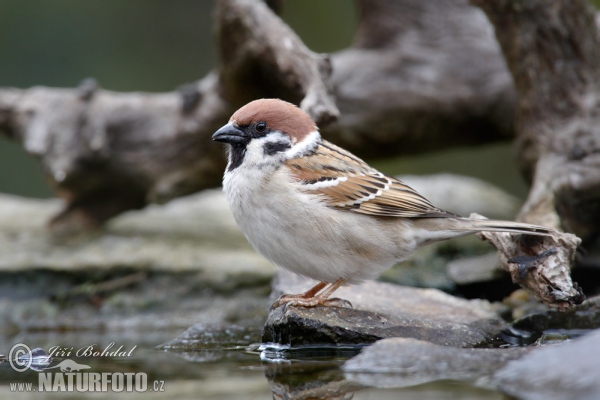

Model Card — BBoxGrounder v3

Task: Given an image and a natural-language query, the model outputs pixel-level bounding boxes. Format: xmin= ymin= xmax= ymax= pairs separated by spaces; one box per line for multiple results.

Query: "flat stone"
xmin=510 ymin=295 xmax=600 ymax=332
xmin=494 ymin=329 xmax=600 ymax=400
xmin=343 ymin=337 xmax=528 ymax=388
xmin=262 ymin=270 xmax=506 ymax=347
xmin=500 ymin=295 xmax=600 ymax=346
xmin=0 ymin=190 xmax=273 ymax=333
xmin=0 ymin=190 xmax=275 ymax=289
xmin=158 ymin=323 xmax=264 ymax=363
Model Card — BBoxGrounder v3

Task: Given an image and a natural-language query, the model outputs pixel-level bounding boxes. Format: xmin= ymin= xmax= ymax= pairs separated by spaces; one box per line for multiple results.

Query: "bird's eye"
xmin=255 ymin=121 xmax=267 ymax=134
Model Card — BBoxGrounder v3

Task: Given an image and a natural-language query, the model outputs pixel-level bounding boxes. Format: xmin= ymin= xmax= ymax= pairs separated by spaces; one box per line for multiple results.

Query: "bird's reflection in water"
xmin=260 ymin=344 xmax=364 ymax=400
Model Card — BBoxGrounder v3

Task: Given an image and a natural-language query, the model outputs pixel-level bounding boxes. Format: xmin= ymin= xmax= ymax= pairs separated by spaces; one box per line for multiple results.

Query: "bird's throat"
xmin=227 ymin=143 xmax=247 ymax=172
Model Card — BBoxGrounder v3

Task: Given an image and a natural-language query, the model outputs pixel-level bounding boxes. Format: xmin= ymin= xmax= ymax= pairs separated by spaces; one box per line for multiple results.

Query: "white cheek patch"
xmin=243 ymin=140 xmax=267 ymax=165
xmin=285 ymin=131 xmax=320 ymax=158
xmin=242 ymin=132 xmax=291 ymax=166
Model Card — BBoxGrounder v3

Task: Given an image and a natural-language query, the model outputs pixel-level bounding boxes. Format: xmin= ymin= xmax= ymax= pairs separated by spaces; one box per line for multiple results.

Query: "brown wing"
xmin=285 ymin=140 xmax=453 ymax=218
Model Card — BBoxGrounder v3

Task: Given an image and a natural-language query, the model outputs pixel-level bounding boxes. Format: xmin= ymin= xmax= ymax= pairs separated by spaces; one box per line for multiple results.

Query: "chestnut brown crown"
xmin=230 ymin=99 xmax=318 ymax=143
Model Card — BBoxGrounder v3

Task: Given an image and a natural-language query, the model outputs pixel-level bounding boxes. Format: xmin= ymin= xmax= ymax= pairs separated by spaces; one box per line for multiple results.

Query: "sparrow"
xmin=212 ymin=99 xmax=551 ymax=309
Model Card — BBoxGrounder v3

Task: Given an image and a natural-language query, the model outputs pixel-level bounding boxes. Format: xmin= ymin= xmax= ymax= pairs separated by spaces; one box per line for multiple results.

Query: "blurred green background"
xmin=0 ymin=0 xmax=527 ymax=200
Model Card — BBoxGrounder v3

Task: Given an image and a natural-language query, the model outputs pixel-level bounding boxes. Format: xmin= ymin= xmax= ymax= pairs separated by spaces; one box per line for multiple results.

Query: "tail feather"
xmin=461 ymin=218 xmax=552 ymax=236
xmin=411 ymin=217 xmax=553 ymax=246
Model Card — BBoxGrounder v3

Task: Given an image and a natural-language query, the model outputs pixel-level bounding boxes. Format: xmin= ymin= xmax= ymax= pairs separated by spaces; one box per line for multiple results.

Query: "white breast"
xmin=223 ymin=164 xmax=416 ymax=284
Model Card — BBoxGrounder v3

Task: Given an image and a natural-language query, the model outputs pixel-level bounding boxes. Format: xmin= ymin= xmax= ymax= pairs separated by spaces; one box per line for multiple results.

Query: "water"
xmin=501 ymin=326 xmax=594 ymax=347
xmin=0 ymin=329 xmax=507 ymax=399
xmin=2 ymin=322 xmax=593 ymax=398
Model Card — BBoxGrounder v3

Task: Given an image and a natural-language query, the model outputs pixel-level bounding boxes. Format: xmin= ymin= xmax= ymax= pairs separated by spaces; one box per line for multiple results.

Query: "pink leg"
xmin=271 ymin=278 xmax=351 ymax=309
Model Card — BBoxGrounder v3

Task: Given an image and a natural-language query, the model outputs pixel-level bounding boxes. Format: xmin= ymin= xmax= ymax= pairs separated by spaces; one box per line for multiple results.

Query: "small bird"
xmin=212 ymin=99 xmax=551 ymax=309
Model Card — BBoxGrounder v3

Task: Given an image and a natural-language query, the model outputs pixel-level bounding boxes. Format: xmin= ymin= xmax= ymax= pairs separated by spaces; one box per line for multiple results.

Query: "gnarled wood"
xmin=0 ymin=0 xmax=514 ymax=232
xmin=472 ymin=0 xmax=600 ymax=243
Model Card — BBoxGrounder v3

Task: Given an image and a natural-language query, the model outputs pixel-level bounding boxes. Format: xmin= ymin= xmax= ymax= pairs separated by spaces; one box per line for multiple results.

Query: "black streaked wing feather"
xmin=285 ymin=140 xmax=454 ymax=218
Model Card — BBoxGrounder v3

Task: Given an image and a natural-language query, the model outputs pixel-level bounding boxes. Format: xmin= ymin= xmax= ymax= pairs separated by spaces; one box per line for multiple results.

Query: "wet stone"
xmin=343 ymin=337 xmax=529 ymax=388
xmin=494 ymin=329 xmax=600 ymax=400
xmin=511 ymin=295 xmax=600 ymax=331
xmin=0 ymin=190 xmax=273 ymax=333
xmin=503 ymin=295 xmax=600 ymax=345
xmin=158 ymin=322 xmax=265 ymax=363
xmin=160 ymin=323 xmax=262 ymax=351
xmin=262 ymin=270 xmax=507 ymax=347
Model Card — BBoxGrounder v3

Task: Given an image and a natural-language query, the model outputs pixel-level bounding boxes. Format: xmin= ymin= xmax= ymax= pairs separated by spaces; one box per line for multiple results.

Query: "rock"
xmin=158 ymin=323 xmax=264 ymax=363
xmin=0 ymin=173 xmax=516 ymax=292
xmin=502 ymin=289 xmax=550 ymax=321
xmin=0 ymin=190 xmax=273 ymax=332
xmin=262 ymin=270 xmax=506 ymax=347
xmin=501 ymin=295 xmax=600 ymax=346
xmin=343 ymin=337 xmax=528 ymax=388
xmin=0 ymin=190 xmax=275 ymax=289
xmin=378 ymin=239 xmax=459 ymax=291
xmin=494 ymin=329 xmax=600 ymax=400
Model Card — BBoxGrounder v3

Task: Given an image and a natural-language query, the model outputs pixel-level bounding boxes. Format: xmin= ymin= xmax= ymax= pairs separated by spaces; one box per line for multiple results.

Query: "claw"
xmin=270 ymin=278 xmax=350 ymax=310
xmin=271 ymin=295 xmax=352 ymax=310
xmin=322 ymin=297 xmax=353 ymax=308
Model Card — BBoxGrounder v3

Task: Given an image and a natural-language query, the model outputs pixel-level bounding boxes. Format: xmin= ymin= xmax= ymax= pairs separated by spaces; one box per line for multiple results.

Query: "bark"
xmin=467 ymin=0 xmax=600 ymax=309
xmin=472 ymin=214 xmax=584 ymax=310
xmin=472 ymin=0 xmax=600 ymax=242
xmin=0 ymin=0 xmax=514 ymax=232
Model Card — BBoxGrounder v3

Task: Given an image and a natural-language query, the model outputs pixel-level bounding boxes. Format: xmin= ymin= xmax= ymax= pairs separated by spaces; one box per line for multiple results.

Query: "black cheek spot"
xmin=263 ymin=141 xmax=292 ymax=155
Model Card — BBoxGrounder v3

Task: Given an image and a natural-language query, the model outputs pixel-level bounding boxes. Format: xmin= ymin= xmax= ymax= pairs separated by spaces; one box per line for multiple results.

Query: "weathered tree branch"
xmin=472 ymin=214 xmax=584 ymax=309
xmin=458 ymin=0 xmax=600 ymax=308
xmin=326 ymin=0 xmax=516 ymax=157
xmin=216 ymin=0 xmax=339 ymax=125
xmin=0 ymin=0 xmax=521 ymax=233
xmin=472 ymin=0 xmax=600 ymax=243
xmin=0 ymin=73 xmax=231 ymax=233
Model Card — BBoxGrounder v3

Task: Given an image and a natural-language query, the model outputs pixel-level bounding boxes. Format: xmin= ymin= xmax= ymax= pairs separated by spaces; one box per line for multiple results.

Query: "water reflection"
xmin=4 ymin=324 xmax=582 ymax=399
xmin=259 ymin=344 xmax=362 ymax=399
xmin=258 ymin=347 xmax=503 ymax=400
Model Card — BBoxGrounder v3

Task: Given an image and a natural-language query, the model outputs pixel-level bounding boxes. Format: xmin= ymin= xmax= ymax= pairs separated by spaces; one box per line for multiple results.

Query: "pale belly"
xmin=223 ymin=168 xmax=415 ymax=284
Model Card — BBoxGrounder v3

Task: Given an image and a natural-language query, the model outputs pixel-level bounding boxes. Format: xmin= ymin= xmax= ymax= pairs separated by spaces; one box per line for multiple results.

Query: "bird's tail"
xmin=410 ymin=215 xmax=554 ymax=247
xmin=456 ymin=218 xmax=552 ymax=236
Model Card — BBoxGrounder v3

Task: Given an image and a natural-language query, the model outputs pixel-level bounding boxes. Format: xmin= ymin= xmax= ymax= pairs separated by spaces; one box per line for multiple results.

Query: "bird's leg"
xmin=271 ymin=281 xmax=328 ymax=310
xmin=300 ymin=281 xmax=329 ymax=297
xmin=271 ymin=278 xmax=351 ymax=310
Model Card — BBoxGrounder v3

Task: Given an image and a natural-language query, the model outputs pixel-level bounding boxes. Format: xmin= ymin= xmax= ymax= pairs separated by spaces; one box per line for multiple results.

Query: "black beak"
xmin=212 ymin=123 xmax=248 ymax=144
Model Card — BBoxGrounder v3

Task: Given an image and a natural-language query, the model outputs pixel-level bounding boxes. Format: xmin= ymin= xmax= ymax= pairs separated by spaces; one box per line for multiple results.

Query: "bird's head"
xmin=212 ymin=99 xmax=320 ymax=171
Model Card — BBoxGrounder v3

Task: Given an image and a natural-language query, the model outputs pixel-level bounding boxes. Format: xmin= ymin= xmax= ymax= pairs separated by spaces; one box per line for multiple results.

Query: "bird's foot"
xmin=271 ymin=294 xmax=352 ymax=310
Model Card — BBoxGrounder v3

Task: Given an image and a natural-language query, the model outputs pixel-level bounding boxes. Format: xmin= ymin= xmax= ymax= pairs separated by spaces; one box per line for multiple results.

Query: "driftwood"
xmin=472 ymin=0 xmax=600 ymax=240
xmin=465 ymin=0 xmax=600 ymax=308
xmin=0 ymin=0 xmax=514 ymax=233
xmin=471 ymin=214 xmax=584 ymax=309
